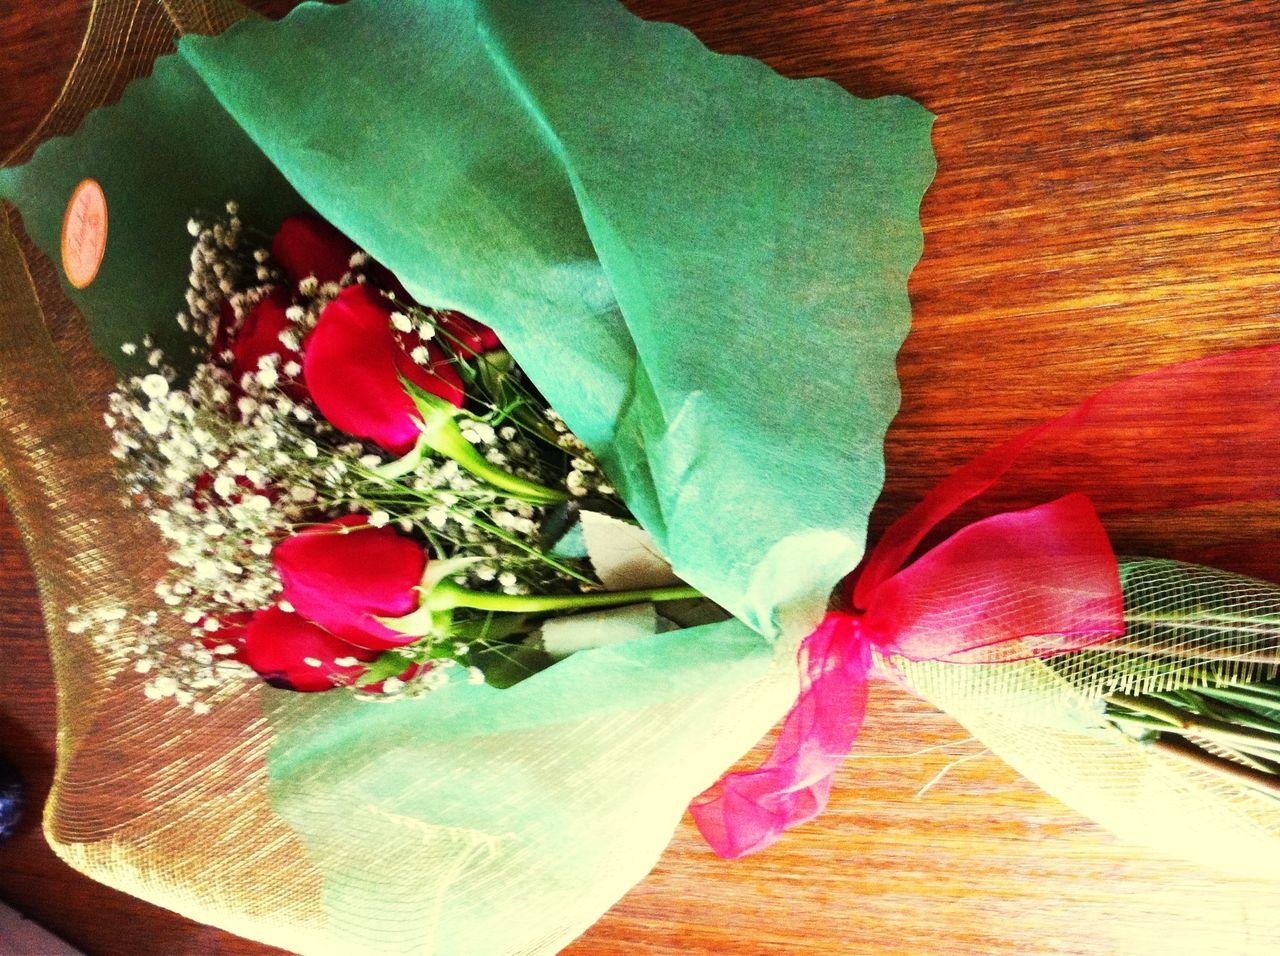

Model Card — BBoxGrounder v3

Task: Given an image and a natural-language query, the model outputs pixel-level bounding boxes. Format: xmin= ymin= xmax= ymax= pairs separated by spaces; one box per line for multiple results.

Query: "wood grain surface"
xmin=3 ymin=1 xmax=1280 ymax=954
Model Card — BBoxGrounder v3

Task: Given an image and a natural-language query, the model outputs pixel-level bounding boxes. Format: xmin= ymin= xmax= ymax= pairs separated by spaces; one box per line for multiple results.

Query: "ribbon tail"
xmin=690 ymin=614 xmax=871 ymax=858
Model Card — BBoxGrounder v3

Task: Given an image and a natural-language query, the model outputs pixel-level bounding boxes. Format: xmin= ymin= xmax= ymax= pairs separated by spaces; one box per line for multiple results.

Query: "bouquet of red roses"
xmin=94 ymin=206 xmax=707 ymax=704
xmin=0 ymin=0 xmax=935 ymax=951
xmin=10 ymin=2 xmax=1280 ymax=955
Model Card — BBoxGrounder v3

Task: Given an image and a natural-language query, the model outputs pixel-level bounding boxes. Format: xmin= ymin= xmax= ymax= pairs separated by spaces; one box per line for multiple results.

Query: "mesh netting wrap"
xmin=0 ymin=1 xmax=935 ymax=952
xmin=887 ymin=342 xmax=1280 ymax=883
xmin=898 ymin=559 xmax=1280 ymax=883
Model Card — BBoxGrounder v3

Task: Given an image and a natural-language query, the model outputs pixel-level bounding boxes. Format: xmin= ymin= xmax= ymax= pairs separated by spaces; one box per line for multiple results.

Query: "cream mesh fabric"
xmin=1 ymin=4 xmax=336 ymax=949
xmin=898 ymin=558 xmax=1280 ymax=881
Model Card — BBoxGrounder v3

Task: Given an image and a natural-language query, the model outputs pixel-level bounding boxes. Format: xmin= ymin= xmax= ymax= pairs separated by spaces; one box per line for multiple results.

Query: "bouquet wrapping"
xmin=0 ymin=0 xmax=935 ymax=951
xmin=704 ymin=344 xmax=1280 ymax=870
xmin=7 ymin=1 xmax=1280 ymax=954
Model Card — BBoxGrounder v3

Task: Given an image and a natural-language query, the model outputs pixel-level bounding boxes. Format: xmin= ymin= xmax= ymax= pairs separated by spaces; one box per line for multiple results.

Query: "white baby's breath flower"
xmin=154 ymin=675 xmax=179 ymax=697
xmin=140 ymin=374 xmax=170 ymax=399
xmin=138 ymin=409 xmax=169 ymax=437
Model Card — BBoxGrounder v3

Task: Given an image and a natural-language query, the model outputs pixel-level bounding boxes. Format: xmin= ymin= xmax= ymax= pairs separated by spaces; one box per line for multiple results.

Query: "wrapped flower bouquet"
xmin=0 ymin=0 xmax=933 ymax=951
xmin=3 ymin=1 xmax=1280 ymax=954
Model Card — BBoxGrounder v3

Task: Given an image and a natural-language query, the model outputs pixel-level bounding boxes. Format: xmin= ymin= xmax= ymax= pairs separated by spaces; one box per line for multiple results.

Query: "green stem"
xmin=1124 ymin=609 xmax=1280 ymax=630
xmin=427 ymin=582 xmax=701 ymax=613
xmin=1105 ymin=693 xmax=1280 ymax=754
xmin=407 ymin=384 xmax=569 ymax=505
xmin=1196 ymin=684 xmax=1280 ymax=709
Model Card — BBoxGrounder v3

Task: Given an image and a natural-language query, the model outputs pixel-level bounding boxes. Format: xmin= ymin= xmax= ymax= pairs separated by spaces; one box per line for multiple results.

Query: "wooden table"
xmin=3 ymin=1 xmax=1280 ymax=953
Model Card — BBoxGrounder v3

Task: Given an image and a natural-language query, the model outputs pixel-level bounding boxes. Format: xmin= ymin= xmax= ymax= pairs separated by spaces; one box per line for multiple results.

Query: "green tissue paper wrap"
xmin=0 ymin=1 xmax=934 ymax=952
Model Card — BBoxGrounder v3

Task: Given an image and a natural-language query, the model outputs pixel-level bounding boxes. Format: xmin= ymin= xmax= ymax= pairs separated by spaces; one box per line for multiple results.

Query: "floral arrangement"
xmin=3 ymin=1 xmax=1280 ymax=955
xmin=86 ymin=206 xmax=701 ymax=704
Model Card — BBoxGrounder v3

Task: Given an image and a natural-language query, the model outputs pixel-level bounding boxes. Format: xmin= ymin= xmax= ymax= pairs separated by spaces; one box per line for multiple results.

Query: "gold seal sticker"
xmin=61 ymin=178 xmax=108 ymax=289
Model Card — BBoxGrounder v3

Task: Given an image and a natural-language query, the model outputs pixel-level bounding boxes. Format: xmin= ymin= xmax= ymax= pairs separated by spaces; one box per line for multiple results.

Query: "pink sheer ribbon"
xmin=692 ymin=345 xmax=1280 ymax=859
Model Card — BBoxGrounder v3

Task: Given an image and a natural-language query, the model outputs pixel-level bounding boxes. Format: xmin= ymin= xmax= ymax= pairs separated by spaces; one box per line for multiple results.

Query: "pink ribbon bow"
xmin=692 ymin=344 xmax=1280 ymax=859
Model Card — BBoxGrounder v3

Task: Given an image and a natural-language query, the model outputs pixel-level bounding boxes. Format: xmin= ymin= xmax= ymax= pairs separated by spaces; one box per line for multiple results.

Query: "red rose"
xmin=213 ymin=288 xmax=307 ymax=400
xmin=272 ymin=215 xmax=358 ymax=288
xmin=243 ymin=604 xmax=379 ymax=692
xmin=304 ymin=284 xmax=465 ymax=455
xmin=272 ymin=214 xmax=501 ymax=348
xmin=273 ymin=514 xmax=427 ymax=649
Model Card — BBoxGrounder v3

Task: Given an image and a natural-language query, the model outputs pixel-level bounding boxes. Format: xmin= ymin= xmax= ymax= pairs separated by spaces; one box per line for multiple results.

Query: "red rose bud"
xmin=272 ymin=215 xmax=358 ymax=287
xmin=438 ymin=310 xmax=502 ymax=357
xmin=304 ymin=284 xmax=464 ymax=455
xmin=243 ymin=605 xmax=379 ymax=692
xmin=273 ymin=514 xmax=428 ymax=650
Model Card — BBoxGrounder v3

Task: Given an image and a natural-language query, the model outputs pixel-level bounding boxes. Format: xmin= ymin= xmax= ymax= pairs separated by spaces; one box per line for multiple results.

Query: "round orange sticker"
xmin=61 ymin=178 xmax=108 ymax=289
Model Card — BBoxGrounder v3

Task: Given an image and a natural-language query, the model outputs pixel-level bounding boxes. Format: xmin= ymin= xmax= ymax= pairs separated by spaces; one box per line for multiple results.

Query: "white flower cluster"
xmin=546 ymin=411 xmax=615 ymax=499
xmin=64 ymin=602 xmax=254 ymax=712
xmin=179 ymin=201 xmax=250 ymax=346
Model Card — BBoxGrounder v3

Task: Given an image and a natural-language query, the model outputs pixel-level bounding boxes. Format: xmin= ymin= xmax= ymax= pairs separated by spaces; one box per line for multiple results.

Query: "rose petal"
xmin=272 ymin=215 xmax=358 ymax=287
xmin=226 ymin=288 xmax=307 ymax=400
xmin=243 ymin=605 xmax=379 ymax=692
xmin=198 ymin=609 xmax=254 ymax=661
xmin=305 ymin=284 xmax=463 ymax=454
xmin=273 ymin=514 xmax=428 ymax=650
